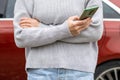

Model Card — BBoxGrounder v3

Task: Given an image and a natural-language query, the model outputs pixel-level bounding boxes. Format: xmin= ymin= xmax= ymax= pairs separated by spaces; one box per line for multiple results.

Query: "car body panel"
xmin=110 ymin=0 xmax=120 ymax=8
xmin=0 ymin=20 xmax=26 ymax=79
xmin=98 ymin=20 xmax=120 ymax=64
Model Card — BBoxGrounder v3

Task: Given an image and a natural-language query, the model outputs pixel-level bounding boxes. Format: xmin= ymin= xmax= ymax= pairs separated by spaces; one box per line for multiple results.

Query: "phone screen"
xmin=80 ymin=6 xmax=99 ymax=20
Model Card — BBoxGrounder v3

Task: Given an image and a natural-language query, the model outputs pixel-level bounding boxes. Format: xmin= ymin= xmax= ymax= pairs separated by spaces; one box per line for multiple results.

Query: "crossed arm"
xmin=14 ymin=0 xmax=103 ymax=48
xmin=19 ymin=17 xmax=91 ymax=36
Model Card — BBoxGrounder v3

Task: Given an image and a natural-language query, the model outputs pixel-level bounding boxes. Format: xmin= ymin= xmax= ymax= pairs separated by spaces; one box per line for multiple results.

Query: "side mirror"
xmin=0 ymin=0 xmax=8 ymax=18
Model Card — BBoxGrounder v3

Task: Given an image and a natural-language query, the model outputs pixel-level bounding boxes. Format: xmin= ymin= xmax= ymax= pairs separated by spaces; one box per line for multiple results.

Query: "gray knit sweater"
xmin=14 ymin=0 xmax=103 ymax=73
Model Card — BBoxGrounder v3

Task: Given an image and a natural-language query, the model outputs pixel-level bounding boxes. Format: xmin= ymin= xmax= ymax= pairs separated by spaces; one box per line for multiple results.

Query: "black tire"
xmin=94 ymin=60 xmax=120 ymax=80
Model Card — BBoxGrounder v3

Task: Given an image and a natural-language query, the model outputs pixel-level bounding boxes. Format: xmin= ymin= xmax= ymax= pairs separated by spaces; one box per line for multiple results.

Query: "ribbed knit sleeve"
xmin=14 ymin=0 xmax=72 ymax=48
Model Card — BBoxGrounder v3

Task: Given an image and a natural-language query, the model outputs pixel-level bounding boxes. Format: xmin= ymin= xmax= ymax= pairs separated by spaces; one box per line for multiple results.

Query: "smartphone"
xmin=79 ymin=6 xmax=99 ymax=20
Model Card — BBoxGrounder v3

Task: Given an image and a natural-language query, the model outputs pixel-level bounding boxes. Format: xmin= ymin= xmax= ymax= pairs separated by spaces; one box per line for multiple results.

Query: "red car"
xmin=0 ymin=0 xmax=120 ymax=80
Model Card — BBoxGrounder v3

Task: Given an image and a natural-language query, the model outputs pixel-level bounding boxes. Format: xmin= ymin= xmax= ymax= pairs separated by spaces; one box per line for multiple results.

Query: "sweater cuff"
xmin=60 ymin=21 xmax=73 ymax=38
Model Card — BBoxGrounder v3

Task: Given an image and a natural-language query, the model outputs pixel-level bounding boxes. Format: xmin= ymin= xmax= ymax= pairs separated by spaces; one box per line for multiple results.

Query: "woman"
xmin=14 ymin=0 xmax=103 ymax=80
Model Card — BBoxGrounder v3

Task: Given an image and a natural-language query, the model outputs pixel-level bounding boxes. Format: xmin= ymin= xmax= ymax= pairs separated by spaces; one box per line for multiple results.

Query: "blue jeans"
xmin=27 ymin=68 xmax=94 ymax=80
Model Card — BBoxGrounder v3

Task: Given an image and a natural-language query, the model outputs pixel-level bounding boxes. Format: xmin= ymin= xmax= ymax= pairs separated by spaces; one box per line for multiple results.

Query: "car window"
xmin=5 ymin=0 xmax=16 ymax=18
xmin=0 ymin=0 xmax=7 ymax=18
xmin=103 ymin=2 xmax=120 ymax=18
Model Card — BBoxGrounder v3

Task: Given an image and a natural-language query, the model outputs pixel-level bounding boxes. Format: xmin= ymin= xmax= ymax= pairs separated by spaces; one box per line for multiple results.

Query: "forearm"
xmin=14 ymin=0 xmax=72 ymax=48
xmin=60 ymin=23 xmax=103 ymax=43
xmin=60 ymin=17 xmax=103 ymax=43
xmin=14 ymin=21 xmax=72 ymax=48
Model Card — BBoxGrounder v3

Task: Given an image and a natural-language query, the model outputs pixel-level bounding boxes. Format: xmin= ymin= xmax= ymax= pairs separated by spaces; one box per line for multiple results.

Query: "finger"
xmin=73 ymin=26 xmax=84 ymax=34
xmin=19 ymin=19 xmax=31 ymax=24
xmin=89 ymin=19 xmax=92 ymax=23
xmin=77 ymin=25 xmax=89 ymax=32
xmin=86 ymin=22 xmax=91 ymax=27
xmin=85 ymin=17 xmax=91 ymax=21
xmin=73 ymin=26 xmax=80 ymax=32
xmin=73 ymin=21 xmax=85 ymax=26
xmin=78 ymin=27 xmax=86 ymax=32
xmin=77 ymin=19 xmax=92 ymax=31
xmin=77 ymin=26 xmax=85 ymax=31
xmin=19 ymin=22 xmax=31 ymax=26
xmin=20 ymin=23 xmax=32 ymax=28
xmin=77 ymin=23 xmax=89 ymax=31
xmin=19 ymin=22 xmax=31 ymax=25
xmin=81 ymin=17 xmax=90 ymax=23
xmin=85 ymin=19 xmax=92 ymax=26
xmin=76 ymin=18 xmax=91 ymax=26
xmin=76 ymin=27 xmax=81 ymax=35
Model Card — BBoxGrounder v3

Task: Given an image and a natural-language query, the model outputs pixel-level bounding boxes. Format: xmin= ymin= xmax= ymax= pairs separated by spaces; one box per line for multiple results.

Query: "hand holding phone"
xmin=67 ymin=16 xmax=92 ymax=36
xmin=80 ymin=6 xmax=99 ymax=20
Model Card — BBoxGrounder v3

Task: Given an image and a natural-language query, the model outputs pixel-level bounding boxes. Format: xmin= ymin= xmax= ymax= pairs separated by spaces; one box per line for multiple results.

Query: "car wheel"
xmin=95 ymin=60 xmax=120 ymax=80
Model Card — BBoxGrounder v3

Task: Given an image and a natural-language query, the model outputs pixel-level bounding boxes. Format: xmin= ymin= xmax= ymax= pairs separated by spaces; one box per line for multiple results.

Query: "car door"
xmin=98 ymin=0 xmax=120 ymax=64
xmin=95 ymin=0 xmax=120 ymax=80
